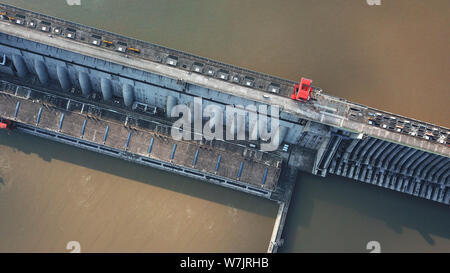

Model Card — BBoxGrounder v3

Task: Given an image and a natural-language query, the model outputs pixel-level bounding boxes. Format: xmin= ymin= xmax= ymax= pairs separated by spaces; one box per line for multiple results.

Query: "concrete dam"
xmin=0 ymin=4 xmax=448 ymax=253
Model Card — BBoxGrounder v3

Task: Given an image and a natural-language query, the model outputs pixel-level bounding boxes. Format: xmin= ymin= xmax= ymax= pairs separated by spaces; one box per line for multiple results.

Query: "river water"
xmin=0 ymin=0 xmax=449 ymax=252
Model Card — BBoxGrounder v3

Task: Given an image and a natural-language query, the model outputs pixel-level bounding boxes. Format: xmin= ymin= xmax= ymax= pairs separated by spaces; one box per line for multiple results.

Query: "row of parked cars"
xmin=1 ymin=10 xmax=142 ymax=55
xmin=367 ymin=112 xmax=448 ymax=145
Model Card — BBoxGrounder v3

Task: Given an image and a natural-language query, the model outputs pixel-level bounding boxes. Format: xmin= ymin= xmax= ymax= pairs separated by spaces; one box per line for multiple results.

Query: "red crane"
xmin=0 ymin=119 xmax=14 ymax=130
xmin=291 ymin=77 xmax=313 ymax=101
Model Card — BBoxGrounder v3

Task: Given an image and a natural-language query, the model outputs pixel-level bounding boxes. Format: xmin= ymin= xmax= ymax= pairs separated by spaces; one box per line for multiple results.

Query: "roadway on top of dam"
xmin=0 ymin=20 xmax=448 ymax=158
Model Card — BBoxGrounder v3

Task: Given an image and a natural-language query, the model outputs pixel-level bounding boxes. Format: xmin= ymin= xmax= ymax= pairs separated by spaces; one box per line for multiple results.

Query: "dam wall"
xmin=0 ymin=2 xmax=448 ymax=206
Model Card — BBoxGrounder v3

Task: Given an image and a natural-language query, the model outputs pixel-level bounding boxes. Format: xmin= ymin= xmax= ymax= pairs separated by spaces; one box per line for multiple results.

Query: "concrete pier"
xmin=0 ymin=79 xmax=283 ymax=199
xmin=267 ymin=165 xmax=298 ymax=253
